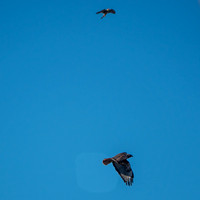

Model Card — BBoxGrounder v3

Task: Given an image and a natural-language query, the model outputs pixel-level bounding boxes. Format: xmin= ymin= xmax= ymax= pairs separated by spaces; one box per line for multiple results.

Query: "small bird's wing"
xmin=112 ymin=160 xmax=134 ymax=186
xmin=96 ymin=9 xmax=106 ymax=14
xmin=112 ymin=152 xmax=128 ymax=162
xmin=108 ymin=9 xmax=116 ymax=14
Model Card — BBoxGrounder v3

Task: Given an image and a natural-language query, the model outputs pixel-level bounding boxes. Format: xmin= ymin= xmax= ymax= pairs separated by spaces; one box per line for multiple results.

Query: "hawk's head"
xmin=127 ymin=154 xmax=133 ymax=158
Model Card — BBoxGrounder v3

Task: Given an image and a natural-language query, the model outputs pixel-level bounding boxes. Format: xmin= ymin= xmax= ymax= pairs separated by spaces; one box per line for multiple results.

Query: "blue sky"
xmin=0 ymin=0 xmax=200 ymax=199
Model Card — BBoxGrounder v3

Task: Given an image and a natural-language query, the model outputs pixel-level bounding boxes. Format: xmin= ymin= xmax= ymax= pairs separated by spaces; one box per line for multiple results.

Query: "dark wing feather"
xmin=112 ymin=160 xmax=134 ymax=186
xmin=112 ymin=152 xmax=128 ymax=162
xmin=108 ymin=9 xmax=116 ymax=14
xmin=96 ymin=9 xmax=106 ymax=14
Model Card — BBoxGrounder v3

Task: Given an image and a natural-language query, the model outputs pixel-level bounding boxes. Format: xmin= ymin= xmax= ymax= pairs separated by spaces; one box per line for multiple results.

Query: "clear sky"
xmin=0 ymin=0 xmax=200 ymax=199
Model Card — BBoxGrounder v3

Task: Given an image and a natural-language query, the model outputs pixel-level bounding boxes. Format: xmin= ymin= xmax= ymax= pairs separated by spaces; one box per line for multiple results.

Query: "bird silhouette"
xmin=96 ymin=8 xmax=116 ymax=19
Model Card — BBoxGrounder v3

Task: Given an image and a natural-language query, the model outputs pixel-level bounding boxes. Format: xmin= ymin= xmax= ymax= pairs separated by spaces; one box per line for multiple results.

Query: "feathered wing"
xmin=108 ymin=9 xmax=116 ymax=14
xmin=103 ymin=152 xmax=128 ymax=165
xmin=112 ymin=160 xmax=134 ymax=186
xmin=112 ymin=152 xmax=128 ymax=162
xmin=96 ymin=9 xmax=106 ymax=14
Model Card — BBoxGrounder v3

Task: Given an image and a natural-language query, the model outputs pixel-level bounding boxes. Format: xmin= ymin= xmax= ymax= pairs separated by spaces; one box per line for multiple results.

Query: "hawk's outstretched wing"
xmin=112 ymin=152 xmax=129 ymax=162
xmin=112 ymin=160 xmax=134 ymax=186
xmin=108 ymin=9 xmax=116 ymax=14
xmin=96 ymin=9 xmax=106 ymax=14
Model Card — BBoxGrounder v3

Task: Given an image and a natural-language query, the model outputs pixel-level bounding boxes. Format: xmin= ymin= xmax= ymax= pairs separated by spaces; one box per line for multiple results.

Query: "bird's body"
xmin=96 ymin=8 xmax=116 ymax=19
xmin=103 ymin=152 xmax=134 ymax=186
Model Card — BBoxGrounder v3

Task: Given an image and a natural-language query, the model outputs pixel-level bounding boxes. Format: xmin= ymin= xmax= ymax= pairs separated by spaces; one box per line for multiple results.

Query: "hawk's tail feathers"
xmin=103 ymin=158 xmax=113 ymax=165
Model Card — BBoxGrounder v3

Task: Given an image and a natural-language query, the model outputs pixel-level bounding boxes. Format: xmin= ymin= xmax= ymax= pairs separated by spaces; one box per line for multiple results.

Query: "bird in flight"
xmin=96 ymin=8 xmax=116 ymax=19
xmin=103 ymin=152 xmax=134 ymax=186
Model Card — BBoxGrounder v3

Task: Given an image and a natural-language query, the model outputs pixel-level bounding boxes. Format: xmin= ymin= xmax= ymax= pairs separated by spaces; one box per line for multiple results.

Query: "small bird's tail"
xmin=103 ymin=158 xmax=113 ymax=165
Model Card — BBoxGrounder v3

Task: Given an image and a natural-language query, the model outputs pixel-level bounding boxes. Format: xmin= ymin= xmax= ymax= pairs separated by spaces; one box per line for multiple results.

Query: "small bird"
xmin=103 ymin=152 xmax=134 ymax=186
xmin=96 ymin=8 xmax=116 ymax=19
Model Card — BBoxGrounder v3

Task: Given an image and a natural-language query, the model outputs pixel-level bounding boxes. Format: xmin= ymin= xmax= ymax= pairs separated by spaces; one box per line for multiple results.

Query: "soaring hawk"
xmin=103 ymin=152 xmax=134 ymax=186
xmin=96 ymin=8 xmax=116 ymax=19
